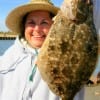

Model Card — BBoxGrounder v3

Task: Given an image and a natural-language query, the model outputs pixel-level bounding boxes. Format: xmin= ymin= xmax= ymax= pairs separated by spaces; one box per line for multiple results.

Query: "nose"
xmin=34 ymin=25 xmax=41 ymax=32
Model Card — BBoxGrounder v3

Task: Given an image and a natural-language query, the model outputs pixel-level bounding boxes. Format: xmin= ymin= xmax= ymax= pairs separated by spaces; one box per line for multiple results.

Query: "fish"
xmin=37 ymin=0 xmax=98 ymax=100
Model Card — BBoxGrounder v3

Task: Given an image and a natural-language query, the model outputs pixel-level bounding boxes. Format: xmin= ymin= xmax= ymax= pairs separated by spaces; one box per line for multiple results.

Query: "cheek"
xmin=43 ymin=27 xmax=51 ymax=36
xmin=24 ymin=27 xmax=33 ymax=38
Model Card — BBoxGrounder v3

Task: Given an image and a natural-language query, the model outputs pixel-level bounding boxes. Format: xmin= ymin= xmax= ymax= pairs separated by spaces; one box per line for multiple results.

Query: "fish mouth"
xmin=61 ymin=0 xmax=93 ymax=22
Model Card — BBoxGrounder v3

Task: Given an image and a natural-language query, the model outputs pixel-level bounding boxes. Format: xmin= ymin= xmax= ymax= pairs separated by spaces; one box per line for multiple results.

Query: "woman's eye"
xmin=26 ymin=20 xmax=35 ymax=25
xmin=41 ymin=21 xmax=48 ymax=25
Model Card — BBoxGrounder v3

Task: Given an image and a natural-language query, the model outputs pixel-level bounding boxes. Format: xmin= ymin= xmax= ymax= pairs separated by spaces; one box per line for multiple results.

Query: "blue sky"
xmin=0 ymin=0 xmax=62 ymax=32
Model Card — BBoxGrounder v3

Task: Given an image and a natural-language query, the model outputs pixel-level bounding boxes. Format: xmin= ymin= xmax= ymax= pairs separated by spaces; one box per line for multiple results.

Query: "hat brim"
xmin=6 ymin=2 xmax=59 ymax=34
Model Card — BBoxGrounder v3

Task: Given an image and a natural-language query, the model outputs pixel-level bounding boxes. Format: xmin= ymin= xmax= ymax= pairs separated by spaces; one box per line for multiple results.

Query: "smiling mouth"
xmin=32 ymin=35 xmax=46 ymax=39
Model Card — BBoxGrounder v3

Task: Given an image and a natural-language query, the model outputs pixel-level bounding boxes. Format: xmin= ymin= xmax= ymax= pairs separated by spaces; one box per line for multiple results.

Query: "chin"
xmin=33 ymin=44 xmax=42 ymax=49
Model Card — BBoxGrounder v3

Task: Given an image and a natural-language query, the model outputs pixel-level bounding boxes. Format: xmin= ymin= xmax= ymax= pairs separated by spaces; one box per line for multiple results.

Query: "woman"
xmin=0 ymin=0 xmax=60 ymax=100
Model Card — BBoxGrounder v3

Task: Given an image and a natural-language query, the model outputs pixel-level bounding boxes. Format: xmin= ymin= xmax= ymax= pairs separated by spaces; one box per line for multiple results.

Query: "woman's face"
xmin=24 ymin=10 xmax=53 ymax=48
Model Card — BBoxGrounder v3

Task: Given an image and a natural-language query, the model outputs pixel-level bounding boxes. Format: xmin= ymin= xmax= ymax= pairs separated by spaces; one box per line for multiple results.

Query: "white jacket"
xmin=0 ymin=37 xmax=60 ymax=100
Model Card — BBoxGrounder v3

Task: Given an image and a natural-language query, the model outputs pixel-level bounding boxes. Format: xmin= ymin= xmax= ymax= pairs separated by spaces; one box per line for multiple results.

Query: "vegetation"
xmin=0 ymin=31 xmax=16 ymax=40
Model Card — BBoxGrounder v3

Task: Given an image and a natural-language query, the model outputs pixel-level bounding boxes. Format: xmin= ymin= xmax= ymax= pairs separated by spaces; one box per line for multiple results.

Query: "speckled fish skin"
xmin=37 ymin=0 xmax=98 ymax=100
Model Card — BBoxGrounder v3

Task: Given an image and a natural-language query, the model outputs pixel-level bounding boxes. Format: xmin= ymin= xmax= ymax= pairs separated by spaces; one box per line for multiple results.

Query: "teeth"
xmin=33 ymin=36 xmax=42 ymax=38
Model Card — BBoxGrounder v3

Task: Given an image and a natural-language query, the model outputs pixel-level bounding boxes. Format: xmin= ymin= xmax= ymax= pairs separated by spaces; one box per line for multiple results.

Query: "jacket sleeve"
xmin=93 ymin=0 xmax=100 ymax=34
xmin=0 ymin=73 xmax=4 ymax=97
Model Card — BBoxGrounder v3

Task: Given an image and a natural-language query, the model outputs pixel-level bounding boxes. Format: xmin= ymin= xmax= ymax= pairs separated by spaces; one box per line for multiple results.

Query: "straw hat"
xmin=6 ymin=0 xmax=59 ymax=34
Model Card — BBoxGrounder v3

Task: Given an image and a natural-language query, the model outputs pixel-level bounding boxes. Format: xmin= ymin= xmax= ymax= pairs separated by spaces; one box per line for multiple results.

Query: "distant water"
xmin=0 ymin=40 xmax=14 ymax=55
xmin=0 ymin=39 xmax=100 ymax=76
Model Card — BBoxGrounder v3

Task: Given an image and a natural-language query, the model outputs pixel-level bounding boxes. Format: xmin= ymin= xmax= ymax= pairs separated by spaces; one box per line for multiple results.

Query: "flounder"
xmin=37 ymin=0 xmax=98 ymax=100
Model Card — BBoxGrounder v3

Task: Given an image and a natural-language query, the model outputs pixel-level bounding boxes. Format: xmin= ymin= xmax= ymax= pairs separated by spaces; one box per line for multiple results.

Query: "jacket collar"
xmin=0 ymin=36 xmax=38 ymax=73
